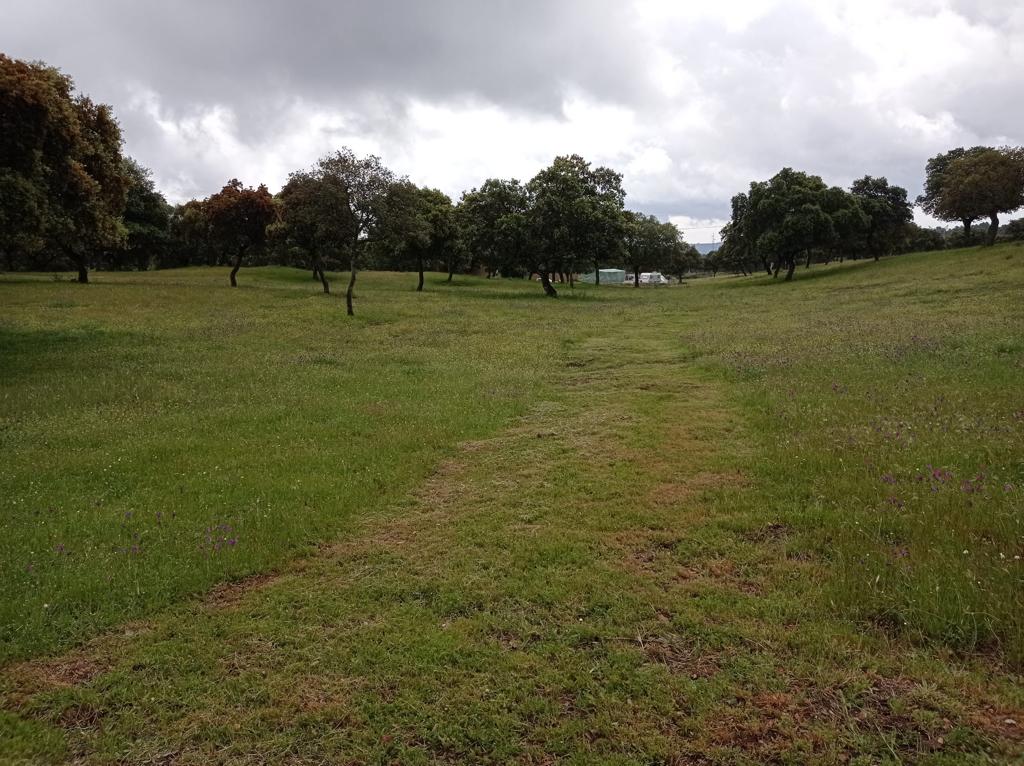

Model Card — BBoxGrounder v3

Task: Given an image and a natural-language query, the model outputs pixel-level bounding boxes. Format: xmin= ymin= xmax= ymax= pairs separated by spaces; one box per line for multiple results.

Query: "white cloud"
xmin=2 ymin=0 xmax=1021 ymax=225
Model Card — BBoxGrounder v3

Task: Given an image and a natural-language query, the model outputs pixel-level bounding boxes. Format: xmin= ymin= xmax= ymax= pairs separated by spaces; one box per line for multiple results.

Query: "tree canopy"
xmin=314 ymin=149 xmax=397 ymax=314
xmin=745 ymin=168 xmax=837 ymax=280
xmin=525 ymin=154 xmax=626 ymax=295
xmin=930 ymin=148 xmax=1024 ymax=245
xmin=271 ymin=167 xmax=356 ymax=294
xmin=1 ymin=53 xmax=129 ymax=282
xmin=204 ymin=179 xmax=277 ymax=287
xmin=5 ymin=53 xmax=1024 ymax=296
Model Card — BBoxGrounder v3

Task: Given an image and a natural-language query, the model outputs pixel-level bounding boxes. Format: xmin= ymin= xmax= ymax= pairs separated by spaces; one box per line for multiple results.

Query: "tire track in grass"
xmin=2 ymin=326 xmax=1022 ymax=764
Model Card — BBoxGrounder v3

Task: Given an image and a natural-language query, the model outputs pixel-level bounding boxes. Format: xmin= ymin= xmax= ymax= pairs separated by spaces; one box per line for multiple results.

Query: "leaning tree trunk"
xmin=346 ymin=254 xmax=357 ymax=316
xmin=229 ymin=249 xmax=244 ymax=287
xmin=417 ymin=255 xmax=424 ymax=292
xmin=987 ymin=213 xmax=999 ymax=246
xmin=785 ymin=256 xmax=797 ymax=282
xmin=314 ymin=257 xmax=330 ymax=294
xmin=446 ymin=254 xmax=455 ymax=283
xmin=539 ymin=270 xmax=558 ymax=297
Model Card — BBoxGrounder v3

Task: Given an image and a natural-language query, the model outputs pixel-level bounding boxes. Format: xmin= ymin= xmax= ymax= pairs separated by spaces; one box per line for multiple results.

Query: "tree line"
xmin=1 ymin=55 xmax=702 ymax=313
xmin=3 ymin=53 xmax=1023 ymax=303
xmin=713 ymin=147 xmax=1024 ymax=280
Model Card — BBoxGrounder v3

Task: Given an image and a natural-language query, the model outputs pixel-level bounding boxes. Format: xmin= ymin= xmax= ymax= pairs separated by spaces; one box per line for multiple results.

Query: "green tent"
xmin=580 ymin=268 xmax=626 ymax=284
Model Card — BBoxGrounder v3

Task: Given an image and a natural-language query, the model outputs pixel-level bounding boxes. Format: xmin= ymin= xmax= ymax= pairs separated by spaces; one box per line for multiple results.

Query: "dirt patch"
xmin=647 ymin=481 xmax=696 ymax=507
xmin=674 ymin=558 xmax=764 ymax=596
xmin=616 ymin=531 xmax=683 ymax=576
xmin=970 ymin=708 xmax=1024 ymax=743
xmin=57 ymin=702 xmax=104 ymax=731
xmin=699 ymin=672 xmax=1001 ymax=761
xmin=643 ymin=638 xmax=721 ymax=679
xmin=4 ymin=655 xmax=109 ymax=699
xmin=412 ymin=459 xmax=472 ymax=510
xmin=205 ymin=572 xmax=283 ymax=610
xmin=646 ymin=472 xmax=749 ymax=507
xmin=744 ymin=522 xmax=792 ymax=542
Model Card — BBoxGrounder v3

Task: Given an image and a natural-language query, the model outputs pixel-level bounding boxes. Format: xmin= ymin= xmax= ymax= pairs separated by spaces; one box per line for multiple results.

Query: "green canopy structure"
xmin=580 ymin=268 xmax=626 ymax=284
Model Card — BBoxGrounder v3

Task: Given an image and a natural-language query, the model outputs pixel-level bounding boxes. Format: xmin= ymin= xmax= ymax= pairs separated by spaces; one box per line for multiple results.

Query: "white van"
xmin=639 ymin=272 xmax=670 ymax=285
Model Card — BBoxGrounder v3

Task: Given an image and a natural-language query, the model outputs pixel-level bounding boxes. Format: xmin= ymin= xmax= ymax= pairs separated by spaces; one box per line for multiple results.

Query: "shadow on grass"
xmin=441 ymin=287 xmax=610 ymax=302
xmin=710 ymin=258 xmax=881 ymax=290
xmin=0 ymin=325 xmax=143 ymax=384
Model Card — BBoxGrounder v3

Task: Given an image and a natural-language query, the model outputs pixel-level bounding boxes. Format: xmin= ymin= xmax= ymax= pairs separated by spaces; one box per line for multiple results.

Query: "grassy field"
xmin=1 ymin=246 xmax=1022 ymax=764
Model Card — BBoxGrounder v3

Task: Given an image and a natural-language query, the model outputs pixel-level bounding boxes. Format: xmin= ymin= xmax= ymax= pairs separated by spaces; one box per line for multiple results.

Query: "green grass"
xmin=1 ymin=246 xmax=1023 ymax=764
xmin=0 ymin=268 xmax=571 ymax=662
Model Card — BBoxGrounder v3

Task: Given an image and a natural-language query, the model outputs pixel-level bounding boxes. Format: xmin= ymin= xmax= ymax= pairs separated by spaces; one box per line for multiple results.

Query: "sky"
xmin=3 ymin=0 xmax=1022 ymax=240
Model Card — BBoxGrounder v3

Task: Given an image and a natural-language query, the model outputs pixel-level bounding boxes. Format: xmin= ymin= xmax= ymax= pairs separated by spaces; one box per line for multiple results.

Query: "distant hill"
xmin=694 ymin=242 xmax=721 ymax=255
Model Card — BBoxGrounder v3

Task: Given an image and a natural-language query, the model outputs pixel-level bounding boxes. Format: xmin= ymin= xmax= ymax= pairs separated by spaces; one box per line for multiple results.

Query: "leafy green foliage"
xmin=370 ymin=183 xmax=458 ymax=290
xmin=525 ymin=154 xmax=626 ymax=295
xmin=934 ymin=147 xmax=1024 ymax=245
xmin=270 ymin=168 xmax=356 ymax=293
xmin=848 ymin=177 xmax=911 ymax=260
xmin=622 ymin=211 xmax=681 ymax=285
xmin=458 ymin=178 xmax=530 ymax=278
xmin=108 ymin=158 xmax=171 ymax=271
xmin=746 ymin=168 xmax=838 ymax=280
xmin=0 ymin=54 xmax=129 ymax=281
xmin=313 ymin=149 xmax=397 ymax=314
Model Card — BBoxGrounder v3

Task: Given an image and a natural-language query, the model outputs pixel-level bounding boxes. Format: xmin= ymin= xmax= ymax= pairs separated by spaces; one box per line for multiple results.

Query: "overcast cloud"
xmin=3 ymin=0 xmax=1022 ymax=239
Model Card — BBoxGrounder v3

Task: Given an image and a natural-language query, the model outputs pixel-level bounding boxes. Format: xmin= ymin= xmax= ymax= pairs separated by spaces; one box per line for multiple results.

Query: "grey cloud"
xmin=2 ymin=0 xmax=1022 ymax=222
xmin=4 ymin=0 xmax=653 ymax=123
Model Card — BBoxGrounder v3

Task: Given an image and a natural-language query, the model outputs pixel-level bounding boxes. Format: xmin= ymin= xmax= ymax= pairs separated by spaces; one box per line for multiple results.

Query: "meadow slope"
xmin=1 ymin=245 xmax=1022 ymax=764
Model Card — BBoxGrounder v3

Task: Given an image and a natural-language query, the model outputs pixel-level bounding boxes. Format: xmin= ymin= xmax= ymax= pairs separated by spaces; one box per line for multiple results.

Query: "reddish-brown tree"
xmin=204 ymin=179 xmax=277 ymax=287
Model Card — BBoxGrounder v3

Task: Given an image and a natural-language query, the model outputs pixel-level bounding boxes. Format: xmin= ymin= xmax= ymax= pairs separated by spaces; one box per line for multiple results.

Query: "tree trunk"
xmin=987 ymin=213 xmax=999 ymax=246
xmin=417 ymin=256 xmax=424 ymax=292
xmin=77 ymin=263 xmax=89 ymax=284
xmin=594 ymin=262 xmax=601 ymax=285
xmin=762 ymin=257 xmax=772 ymax=275
xmin=569 ymin=270 xmax=574 ymax=289
xmin=785 ymin=256 xmax=796 ymax=281
xmin=315 ymin=257 xmax=330 ymax=294
xmin=634 ymin=268 xmax=640 ymax=287
xmin=805 ymin=251 xmax=812 ymax=268
xmin=962 ymin=218 xmax=972 ymax=242
xmin=346 ymin=255 xmax=357 ymax=316
xmin=447 ymin=254 xmax=455 ymax=283
xmin=229 ymin=250 xmax=243 ymax=287
xmin=539 ymin=270 xmax=558 ymax=297
xmin=772 ymin=263 xmax=780 ymax=279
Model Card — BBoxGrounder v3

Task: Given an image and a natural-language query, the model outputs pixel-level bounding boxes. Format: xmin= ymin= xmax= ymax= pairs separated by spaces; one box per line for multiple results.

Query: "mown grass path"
xmin=2 ymin=249 xmax=1023 ymax=764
